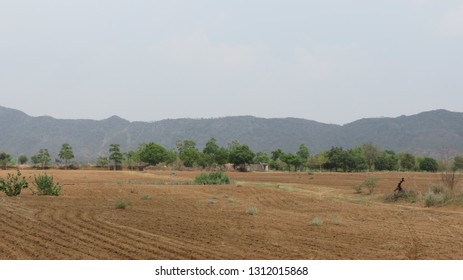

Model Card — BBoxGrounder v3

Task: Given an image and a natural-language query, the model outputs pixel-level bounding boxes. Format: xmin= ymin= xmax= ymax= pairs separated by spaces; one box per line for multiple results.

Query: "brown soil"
xmin=1 ymin=169 xmax=462 ymax=260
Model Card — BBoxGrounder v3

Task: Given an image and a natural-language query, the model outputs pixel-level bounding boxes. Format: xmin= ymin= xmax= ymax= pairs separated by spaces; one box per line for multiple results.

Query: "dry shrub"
xmin=384 ymin=188 xmax=419 ymax=203
xmin=115 ymin=199 xmax=132 ymax=209
xmin=353 ymin=177 xmax=379 ymax=194
xmin=441 ymin=170 xmax=461 ymax=192
xmin=309 ymin=217 xmax=324 ymax=226
xmin=246 ymin=206 xmax=258 ymax=215
xmin=424 ymin=184 xmax=452 ymax=207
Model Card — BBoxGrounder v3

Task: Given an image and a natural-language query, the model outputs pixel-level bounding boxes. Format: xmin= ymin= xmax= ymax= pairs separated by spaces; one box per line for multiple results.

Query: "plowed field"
xmin=1 ymin=169 xmax=463 ymax=260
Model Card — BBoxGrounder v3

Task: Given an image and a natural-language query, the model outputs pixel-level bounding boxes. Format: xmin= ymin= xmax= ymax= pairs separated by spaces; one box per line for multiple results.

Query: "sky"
xmin=1 ymin=0 xmax=463 ymax=124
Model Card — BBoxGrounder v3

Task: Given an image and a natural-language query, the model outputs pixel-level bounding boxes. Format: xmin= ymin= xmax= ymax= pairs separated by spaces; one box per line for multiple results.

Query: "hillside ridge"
xmin=0 ymin=106 xmax=461 ymax=161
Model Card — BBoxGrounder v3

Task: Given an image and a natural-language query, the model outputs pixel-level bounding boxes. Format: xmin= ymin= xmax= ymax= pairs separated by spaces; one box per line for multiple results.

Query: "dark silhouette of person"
xmin=395 ymin=178 xmax=405 ymax=192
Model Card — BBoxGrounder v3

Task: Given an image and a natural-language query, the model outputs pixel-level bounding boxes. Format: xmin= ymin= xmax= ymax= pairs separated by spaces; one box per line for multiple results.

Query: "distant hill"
xmin=1 ymin=106 xmax=462 ymax=162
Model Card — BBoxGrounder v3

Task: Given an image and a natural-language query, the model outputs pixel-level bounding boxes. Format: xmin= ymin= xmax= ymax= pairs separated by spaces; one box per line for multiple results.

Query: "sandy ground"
xmin=0 ymin=169 xmax=462 ymax=260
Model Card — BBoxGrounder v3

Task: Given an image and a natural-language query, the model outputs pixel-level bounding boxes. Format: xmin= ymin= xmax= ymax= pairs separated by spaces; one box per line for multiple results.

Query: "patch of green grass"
xmin=194 ymin=172 xmax=230 ymax=185
xmin=208 ymin=196 xmax=217 ymax=204
xmin=115 ymin=180 xmax=194 ymax=186
xmin=277 ymin=185 xmax=296 ymax=192
xmin=310 ymin=217 xmax=324 ymax=226
xmin=246 ymin=206 xmax=258 ymax=215
xmin=332 ymin=217 xmax=342 ymax=226
xmin=140 ymin=195 xmax=152 ymax=200
xmin=115 ymin=199 xmax=132 ymax=209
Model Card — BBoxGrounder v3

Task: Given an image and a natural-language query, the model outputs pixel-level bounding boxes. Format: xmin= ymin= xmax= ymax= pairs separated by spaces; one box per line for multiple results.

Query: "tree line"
xmin=1 ymin=140 xmax=463 ymax=172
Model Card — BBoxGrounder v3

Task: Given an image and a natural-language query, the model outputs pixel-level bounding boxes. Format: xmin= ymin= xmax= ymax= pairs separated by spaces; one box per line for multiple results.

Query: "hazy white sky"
xmin=1 ymin=0 xmax=463 ymax=124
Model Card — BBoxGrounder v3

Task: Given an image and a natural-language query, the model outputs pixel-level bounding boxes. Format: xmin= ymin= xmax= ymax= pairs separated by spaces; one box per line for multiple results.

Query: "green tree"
xmin=202 ymin=138 xmax=229 ymax=168
xmin=296 ymin=144 xmax=310 ymax=170
xmin=164 ymin=150 xmax=177 ymax=167
xmin=269 ymin=159 xmax=286 ymax=171
xmin=340 ymin=149 xmax=355 ymax=172
xmin=215 ymin=147 xmax=229 ymax=166
xmin=453 ymin=155 xmax=463 ymax=171
xmin=31 ymin=149 xmax=51 ymax=169
xmin=196 ymin=152 xmax=208 ymax=169
xmin=58 ymin=143 xmax=74 ymax=169
xmin=420 ymin=157 xmax=438 ymax=172
xmin=362 ymin=142 xmax=380 ymax=171
xmin=348 ymin=146 xmax=368 ymax=172
xmin=176 ymin=140 xmax=199 ymax=167
xmin=399 ymin=153 xmax=416 ymax=171
xmin=228 ymin=142 xmax=255 ymax=171
xmin=269 ymin=149 xmax=286 ymax=171
xmin=138 ymin=142 xmax=168 ymax=166
xmin=308 ymin=153 xmax=327 ymax=172
xmin=279 ymin=153 xmax=292 ymax=171
xmin=271 ymin=149 xmax=284 ymax=161
xmin=18 ymin=155 xmax=28 ymax=165
xmin=124 ymin=150 xmax=141 ymax=170
xmin=323 ymin=146 xmax=345 ymax=171
xmin=96 ymin=156 xmax=109 ymax=168
xmin=0 ymin=152 xmax=12 ymax=170
xmin=253 ymin=151 xmax=270 ymax=164
xmin=109 ymin=144 xmax=123 ymax=170
xmin=203 ymin=137 xmax=220 ymax=155
xmin=297 ymin=143 xmax=310 ymax=160
xmin=374 ymin=150 xmax=399 ymax=171
xmin=280 ymin=153 xmax=303 ymax=171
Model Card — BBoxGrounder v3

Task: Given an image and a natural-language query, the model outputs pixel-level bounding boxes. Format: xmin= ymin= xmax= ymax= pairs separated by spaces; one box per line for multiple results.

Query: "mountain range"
xmin=1 ymin=105 xmax=462 ymax=162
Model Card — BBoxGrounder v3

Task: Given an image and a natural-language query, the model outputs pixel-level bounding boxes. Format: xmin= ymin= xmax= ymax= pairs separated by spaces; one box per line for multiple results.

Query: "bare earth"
xmin=1 ymin=169 xmax=462 ymax=260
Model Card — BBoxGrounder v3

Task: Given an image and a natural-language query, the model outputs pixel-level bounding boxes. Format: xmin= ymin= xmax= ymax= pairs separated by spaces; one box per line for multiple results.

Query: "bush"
xmin=140 ymin=195 xmax=152 ymax=200
xmin=353 ymin=184 xmax=362 ymax=193
xmin=440 ymin=170 xmax=460 ymax=192
xmin=424 ymin=185 xmax=452 ymax=207
xmin=353 ymin=177 xmax=379 ymax=194
xmin=194 ymin=172 xmax=230 ymax=185
xmin=33 ymin=174 xmax=61 ymax=196
xmin=115 ymin=199 xmax=131 ymax=209
xmin=364 ymin=177 xmax=379 ymax=194
xmin=0 ymin=170 xmax=29 ymax=196
xmin=332 ymin=217 xmax=342 ymax=225
xmin=420 ymin=157 xmax=438 ymax=172
xmin=310 ymin=217 xmax=324 ymax=226
xmin=429 ymin=184 xmax=446 ymax=195
xmin=246 ymin=206 xmax=258 ymax=215
xmin=384 ymin=188 xmax=419 ymax=203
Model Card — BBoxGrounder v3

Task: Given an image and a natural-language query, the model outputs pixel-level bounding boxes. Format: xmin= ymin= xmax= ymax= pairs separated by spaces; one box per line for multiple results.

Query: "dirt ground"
xmin=1 ymin=169 xmax=462 ymax=260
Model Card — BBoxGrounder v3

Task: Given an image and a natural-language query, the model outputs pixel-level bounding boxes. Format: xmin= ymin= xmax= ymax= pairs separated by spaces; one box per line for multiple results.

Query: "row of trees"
xmin=319 ymin=144 xmax=442 ymax=172
xmin=0 ymin=144 xmax=75 ymax=170
xmin=96 ymin=140 xmax=463 ymax=173
xmin=2 ymin=140 xmax=463 ymax=172
xmin=97 ymin=139 xmax=258 ymax=171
